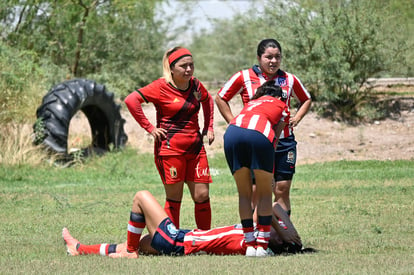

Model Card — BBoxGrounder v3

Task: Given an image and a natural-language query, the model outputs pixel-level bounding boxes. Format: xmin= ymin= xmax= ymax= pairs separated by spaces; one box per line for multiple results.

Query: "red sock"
xmin=195 ymin=199 xmax=211 ymax=230
xmin=257 ymin=215 xmax=272 ymax=250
xmin=127 ymin=212 xmax=146 ymax=252
xmin=77 ymin=243 xmax=117 ymax=256
xmin=164 ymin=200 xmax=181 ymax=228
xmin=78 ymin=243 xmax=108 ymax=255
xmin=241 ymin=219 xmax=256 ymax=247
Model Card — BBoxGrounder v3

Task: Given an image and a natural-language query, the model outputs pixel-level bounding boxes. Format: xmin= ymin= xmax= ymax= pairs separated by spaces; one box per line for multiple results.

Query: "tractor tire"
xmin=34 ymin=78 xmax=128 ymax=155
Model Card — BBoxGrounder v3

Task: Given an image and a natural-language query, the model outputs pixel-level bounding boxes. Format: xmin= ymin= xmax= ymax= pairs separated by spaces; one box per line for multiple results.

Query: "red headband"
xmin=168 ymin=48 xmax=192 ymax=65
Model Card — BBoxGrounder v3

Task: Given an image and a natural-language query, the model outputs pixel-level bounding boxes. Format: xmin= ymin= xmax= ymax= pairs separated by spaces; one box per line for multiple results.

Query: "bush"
xmin=0 ymin=42 xmax=46 ymax=123
xmin=263 ymin=0 xmax=409 ymax=122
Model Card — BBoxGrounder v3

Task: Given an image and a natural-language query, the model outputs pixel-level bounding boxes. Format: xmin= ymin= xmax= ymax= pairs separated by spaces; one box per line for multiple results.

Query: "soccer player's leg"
xmin=62 ymin=227 xmax=79 ymax=256
xmin=110 ymin=190 xmax=169 ymax=259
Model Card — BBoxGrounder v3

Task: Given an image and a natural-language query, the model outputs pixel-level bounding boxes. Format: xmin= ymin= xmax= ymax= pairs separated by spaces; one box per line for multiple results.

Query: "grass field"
xmin=0 ymin=148 xmax=413 ymax=274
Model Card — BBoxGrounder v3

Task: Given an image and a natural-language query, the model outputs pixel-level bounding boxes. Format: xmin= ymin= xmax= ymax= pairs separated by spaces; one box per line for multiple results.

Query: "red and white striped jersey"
xmin=184 ymin=224 xmax=246 ymax=255
xmin=229 ymin=96 xmax=290 ymax=144
xmin=217 ymin=65 xmax=311 ymax=138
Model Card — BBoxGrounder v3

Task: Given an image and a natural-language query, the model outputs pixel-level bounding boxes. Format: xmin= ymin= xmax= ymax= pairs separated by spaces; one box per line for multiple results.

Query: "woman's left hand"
xmin=203 ymin=130 xmax=215 ymax=145
xmin=289 ymin=116 xmax=300 ymax=128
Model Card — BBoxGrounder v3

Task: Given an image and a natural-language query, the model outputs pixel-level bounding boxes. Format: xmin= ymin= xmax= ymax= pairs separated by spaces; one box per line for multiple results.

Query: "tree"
xmin=263 ymin=0 xmax=410 ymax=121
xmin=189 ymin=0 xmax=412 ymax=122
xmin=0 ymin=0 xmax=167 ymax=95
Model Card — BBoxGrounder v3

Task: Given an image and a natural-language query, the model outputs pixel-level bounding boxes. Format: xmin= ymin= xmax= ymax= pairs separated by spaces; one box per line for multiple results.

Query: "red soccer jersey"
xmin=184 ymin=224 xmax=246 ymax=255
xmin=229 ymin=96 xmax=290 ymax=145
xmin=217 ymin=66 xmax=311 ymax=138
xmin=131 ymin=77 xmax=213 ymax=156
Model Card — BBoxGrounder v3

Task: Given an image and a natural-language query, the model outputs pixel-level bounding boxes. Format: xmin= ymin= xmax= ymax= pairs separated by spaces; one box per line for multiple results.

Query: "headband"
xmin=168 ymin=48 xmax=192 ymax=65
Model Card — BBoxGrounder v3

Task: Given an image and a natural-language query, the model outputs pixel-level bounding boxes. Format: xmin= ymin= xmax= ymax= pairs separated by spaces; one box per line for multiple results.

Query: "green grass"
xmin=0 ymin=149 xmax=413 ymax=274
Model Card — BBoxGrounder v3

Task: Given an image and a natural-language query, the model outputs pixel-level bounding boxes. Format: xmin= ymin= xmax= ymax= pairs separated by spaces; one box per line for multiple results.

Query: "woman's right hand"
xmin=150 ymin=128 xmax=167 ymax=142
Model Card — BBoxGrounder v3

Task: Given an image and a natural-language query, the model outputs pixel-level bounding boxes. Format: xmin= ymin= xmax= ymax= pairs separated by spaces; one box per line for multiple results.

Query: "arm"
xmin=215 ymin=94 xmax=234 ymax=124
xmin=124 ymin=92 xmax=166 ymax=142
xmin=290 ymin=75 xmax=312 ymax=128
xmin=273 ymin=121 xmax=287 ymax=146
xmin=201 ymin=94 xmax=215 ymax=145
xmin=290 ymin=98 xmax=312 ymax=128
xmin=271 ymin=202 xmax=302 ymax=246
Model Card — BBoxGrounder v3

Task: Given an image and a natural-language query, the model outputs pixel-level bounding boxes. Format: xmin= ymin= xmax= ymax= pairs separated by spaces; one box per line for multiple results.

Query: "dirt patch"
xmin=122 ymin=97 xmax=414 ymax=164
xmin=64 ymin=85 xmax=414 ymax=163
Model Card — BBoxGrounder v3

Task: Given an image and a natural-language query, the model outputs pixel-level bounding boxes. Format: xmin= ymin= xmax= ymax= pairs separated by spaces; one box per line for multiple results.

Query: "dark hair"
xmin=252 ymin=80 xmax=287 ymax=101
xmin=257 ymin=39 xmax=282 ymax=57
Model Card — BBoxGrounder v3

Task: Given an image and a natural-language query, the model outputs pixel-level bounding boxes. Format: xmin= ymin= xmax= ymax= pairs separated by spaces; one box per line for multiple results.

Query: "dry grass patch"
xmin=0 ymin=123 xmax=47 ymax=165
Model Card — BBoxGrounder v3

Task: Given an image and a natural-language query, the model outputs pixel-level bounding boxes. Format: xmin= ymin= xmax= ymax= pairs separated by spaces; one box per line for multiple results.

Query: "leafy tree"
xmin=262 ymin=0 xmax=410 ymax=122
xmin=0 ymin=41 xmax=46 ymax=123
xmin=190 ymin=0 xmax=412 ymax=122
xmin=0 ymin=0 xmax=167 ymax=95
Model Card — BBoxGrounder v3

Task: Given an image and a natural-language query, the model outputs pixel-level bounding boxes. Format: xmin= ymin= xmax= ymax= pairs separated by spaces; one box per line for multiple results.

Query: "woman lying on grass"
xmin=62 ymin=190 xmax=310 ymax=258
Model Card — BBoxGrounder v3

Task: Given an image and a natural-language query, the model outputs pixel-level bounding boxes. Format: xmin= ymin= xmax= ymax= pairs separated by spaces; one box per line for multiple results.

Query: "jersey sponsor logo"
xmin=277 ymin=77 xmax=287 ymax=87
xmin=287 ymin=150 xmax=295 ymax=164
xmin=170 ymin=166 xmax=177 ymax=178
xmin=195 ymin=162 xmax=210 ymax=178
xmin=173 ymin=97 xmax=180 ymax=103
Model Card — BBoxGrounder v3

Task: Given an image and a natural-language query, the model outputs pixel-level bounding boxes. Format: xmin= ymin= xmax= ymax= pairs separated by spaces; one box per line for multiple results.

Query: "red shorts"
xmin=155 ymin=146 xmax=212 ymax=185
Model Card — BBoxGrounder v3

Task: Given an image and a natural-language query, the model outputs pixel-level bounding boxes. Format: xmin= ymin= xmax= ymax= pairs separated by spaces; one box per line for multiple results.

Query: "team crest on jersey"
xmin=277 ymin=77 xmax=287 ymax=87
xmin=167 ymin=223 xmax=179 ymax=237
xmin=170 ymin=166 xmax=177 ymax=178
xmin=287 ymin=150 xmax=295 ymax=164
xmin=193 ymin=90 xmax=201 ymax=101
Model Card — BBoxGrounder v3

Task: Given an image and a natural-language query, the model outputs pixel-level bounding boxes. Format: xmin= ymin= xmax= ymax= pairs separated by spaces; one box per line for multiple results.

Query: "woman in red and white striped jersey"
xmin=223 ymin=80 xmax=290 ymax=257
xmin=215 ymin=38 xmax=312 ymax=222
xmin=62 ymin=189 xmax=303 ymax=258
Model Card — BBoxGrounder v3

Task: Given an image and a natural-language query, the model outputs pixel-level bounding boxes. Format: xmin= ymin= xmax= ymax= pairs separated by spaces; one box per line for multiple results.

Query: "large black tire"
xmin=33 ymin=78 xmax=128 ymax=155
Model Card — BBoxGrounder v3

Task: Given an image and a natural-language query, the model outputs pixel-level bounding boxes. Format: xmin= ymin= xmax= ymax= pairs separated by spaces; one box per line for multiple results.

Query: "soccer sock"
xmin=78 ymin=243 xmax=117 ymax=256
xmin=241 ymin=219 xmax=256 ymax=247
xmin=164 ymin=199 xmax=181 ymax=228
xmin=256 ymin=215 xmax=272 ymax=250
xmin=127 ymin=212 xmax=146 ymax=252
xmin=194 ymin=199 xmax=211 ymax=230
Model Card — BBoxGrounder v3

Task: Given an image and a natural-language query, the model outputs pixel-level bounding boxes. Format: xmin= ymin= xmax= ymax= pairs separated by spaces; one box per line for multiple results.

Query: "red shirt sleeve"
xmin=201 ymin=94 xmax=214 ymax=134
xmin=217 ymin=71 xmax=244 ymax=102
xmin=291 ymin=75 xmax=311 ymax=103
xmin=197 ymin=81 xmax=214 ymax=134
xmin=124 ymin=91 xmax=155 ymax=133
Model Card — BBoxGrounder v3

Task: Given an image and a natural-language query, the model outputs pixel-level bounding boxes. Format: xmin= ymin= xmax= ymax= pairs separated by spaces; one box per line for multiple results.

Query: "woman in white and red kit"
xmin=223 ymin=80 xmax=290 ymax=257
xmin=124 ymin=47 xmax=214 ymax=230
xmin=216 ymin=39 xmax=312 ymax=228
xmin=62 ymin=190 xmax=304 ymax=258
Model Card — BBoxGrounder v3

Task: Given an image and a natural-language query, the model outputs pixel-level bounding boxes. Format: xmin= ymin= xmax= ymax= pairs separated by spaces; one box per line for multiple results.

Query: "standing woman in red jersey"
xmin=216 ymin=39 xmax=312 ymax=224
xmin=124 ymin=47 xmax=215 ymax=230
xmin=224 ymin=80 xmax=290 ymax=257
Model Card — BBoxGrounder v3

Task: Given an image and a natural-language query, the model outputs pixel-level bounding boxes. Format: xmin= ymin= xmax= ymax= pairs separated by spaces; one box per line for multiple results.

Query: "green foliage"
xmin=0 ymin=41 xmax=46 ymax=123
xmin=265 ymin=0 xmax=408 ymax=122
xmin=0 ymin=0 xmax=413 ymax=123
xmin=191 ymin=14 xmax=263 ymax=82
xmin=1 ymin=0 xmax=167 ymax=97
xmin=0 ymin=154 xmax=413 ymax=273
xmin=190 ymin=0 xmax=413 ymax=122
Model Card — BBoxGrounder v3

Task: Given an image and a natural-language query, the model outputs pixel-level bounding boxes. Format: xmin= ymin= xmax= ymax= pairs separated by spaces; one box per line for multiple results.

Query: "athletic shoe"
xmin=62 ymin=227 xmax=79 ymax=256
xmin=255 ymin=246 xmax=268 ymax=257
xmin=266 ymin=247 xmax=275 ymax=256
xmin=245 ymin=246 xmax=256 ymax=257
xmin=109 ymin=250 xmax=138 ymax=259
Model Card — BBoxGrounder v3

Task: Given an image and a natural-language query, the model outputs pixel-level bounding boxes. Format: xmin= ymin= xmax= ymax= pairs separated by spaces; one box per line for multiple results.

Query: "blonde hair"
xmin=162 ymin=46 xmax=186 ymax=83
